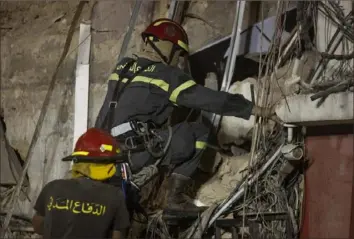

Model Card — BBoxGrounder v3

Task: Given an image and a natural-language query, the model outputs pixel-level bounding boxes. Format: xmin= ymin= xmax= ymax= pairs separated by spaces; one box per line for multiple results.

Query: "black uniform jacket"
xmin=95 ymin=56 xmax=254 ymax=131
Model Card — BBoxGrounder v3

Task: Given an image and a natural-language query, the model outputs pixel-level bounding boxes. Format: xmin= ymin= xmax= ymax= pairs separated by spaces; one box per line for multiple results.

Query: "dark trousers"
xmin=129 ymin=121 xmax=209 ymax=177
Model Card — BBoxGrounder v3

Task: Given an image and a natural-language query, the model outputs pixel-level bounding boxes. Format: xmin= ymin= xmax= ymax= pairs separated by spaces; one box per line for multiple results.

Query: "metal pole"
xmin=168 ymin=0 xmax=177 ymax=19
xmin=223 ymin=0 xmax=246 ymax=92
xmin=117 ymin=0 xmax=142 ymax=62
xmin=211 ymin=0 xmax=246 ymax=129
xmin=207 ymin=143 xmax=284 ymax=227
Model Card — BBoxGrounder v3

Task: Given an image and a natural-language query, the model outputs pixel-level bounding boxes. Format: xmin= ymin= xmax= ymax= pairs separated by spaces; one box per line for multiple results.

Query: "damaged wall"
xmin=1 ymin=1 xmax=156 ymax=216
xmin=0 ymin=1 xmax=279 ymax=216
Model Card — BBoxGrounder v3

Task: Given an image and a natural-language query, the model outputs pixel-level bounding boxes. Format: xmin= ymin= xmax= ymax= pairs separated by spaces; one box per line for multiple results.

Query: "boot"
xmin=165 ymin=173 xmax=207 ymax=212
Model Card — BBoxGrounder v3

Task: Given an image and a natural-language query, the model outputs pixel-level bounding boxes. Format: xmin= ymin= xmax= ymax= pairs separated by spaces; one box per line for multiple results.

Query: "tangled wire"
xmin=232 ymin=156 xmax=302 ymax=239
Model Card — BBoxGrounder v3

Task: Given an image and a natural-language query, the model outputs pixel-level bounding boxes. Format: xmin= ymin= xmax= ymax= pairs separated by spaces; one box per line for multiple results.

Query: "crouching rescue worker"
xmin=95 ymin=18 xmax=278 ymax=212
xmin=32 ymin=128 xmax=130 ymax=239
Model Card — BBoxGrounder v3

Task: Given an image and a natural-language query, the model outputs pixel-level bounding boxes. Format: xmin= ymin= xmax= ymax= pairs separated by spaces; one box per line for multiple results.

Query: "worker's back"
xmin=95 ymin=56 xmax=191 ymax=129
xmin=34 ymin=177 xmax=129 ymax=239
xmin=95 ymin=55 xmax=256 ymax=136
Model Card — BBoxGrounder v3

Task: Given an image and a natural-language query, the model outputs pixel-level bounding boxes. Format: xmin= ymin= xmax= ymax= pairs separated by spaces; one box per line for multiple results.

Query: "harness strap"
xmin=146 ymin=38 xmax=168 ymax=64
xmin=102 ymin=58 xmax=156 ymax=131
xmin=111 ymin=122 xmax=133 ymax=137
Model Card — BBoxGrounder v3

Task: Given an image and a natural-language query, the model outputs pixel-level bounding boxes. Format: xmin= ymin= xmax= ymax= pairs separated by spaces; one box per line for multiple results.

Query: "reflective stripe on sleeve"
xmin=195 ymin=141 xmax=207 ymax=150
xmin=132 ymin=76 xmax=169 ymax=92
xmin=169 ymin=80 xmax=196 ymax=103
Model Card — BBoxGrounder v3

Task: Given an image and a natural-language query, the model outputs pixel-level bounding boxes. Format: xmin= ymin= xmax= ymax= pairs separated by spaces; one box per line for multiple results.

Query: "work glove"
xmin=251 ymin=105 xmax=274 ymax=117
xmin=251 ymin=105 xmax=281 ymax=123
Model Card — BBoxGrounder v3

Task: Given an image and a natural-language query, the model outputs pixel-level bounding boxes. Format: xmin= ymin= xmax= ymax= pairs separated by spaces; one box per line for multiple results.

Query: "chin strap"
xmin=167 ymin=44 xmax=179 ymax=65
xmin=146 ymin=38 xmax=178 ymax=65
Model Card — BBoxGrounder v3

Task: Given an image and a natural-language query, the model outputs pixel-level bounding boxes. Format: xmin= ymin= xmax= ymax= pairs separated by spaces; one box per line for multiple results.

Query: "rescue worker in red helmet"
xmin=95 ymin=19 xmax=277 ymax=212
xmin=32 ymin=128 xmax=130 ymax=239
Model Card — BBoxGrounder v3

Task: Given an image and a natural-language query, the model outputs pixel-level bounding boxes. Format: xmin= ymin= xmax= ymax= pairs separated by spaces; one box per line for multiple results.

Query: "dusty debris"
xmin=0 ymin=213 xmax=37 ymax=238
xmin=197 ymin=153 xmax=250 ymax=205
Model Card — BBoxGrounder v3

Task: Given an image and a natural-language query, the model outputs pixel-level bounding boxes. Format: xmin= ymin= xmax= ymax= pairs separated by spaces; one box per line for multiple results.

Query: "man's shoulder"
xmin=83 ymin=179 xmax=124 ymax=194
xmin=114 ymin=57 xmax=135 ymax=71
xmin=164 ymin=64 xmax=184 ymax=74
xmin=155 ymin=64 xmax=191 ymax=81
xmin=46 ymin=178 xmax=124 ymax=201
xmin=44 ymin=178 xmax=66 ymax=187
xmin=39 ymin=179 xmax=68 ymax=195
xmin=98 ymin=182 xmax=124 ymax=195
xmin=46 ymin=178 xmax=81 ymax=190
xmin=87 ymin=181 xmax=126 ymax=206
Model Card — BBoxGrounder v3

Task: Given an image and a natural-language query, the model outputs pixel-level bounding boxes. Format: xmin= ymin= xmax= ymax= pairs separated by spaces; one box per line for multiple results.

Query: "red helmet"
xmin=72 ymin=128 xmax=121 ymax=158
xmin=142 ymin=18 xmax=189 ymax=54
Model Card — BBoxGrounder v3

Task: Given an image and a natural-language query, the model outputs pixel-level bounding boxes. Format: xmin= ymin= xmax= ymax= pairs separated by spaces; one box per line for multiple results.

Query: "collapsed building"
xmin=1 ymin=0 xmax=353 ymax=238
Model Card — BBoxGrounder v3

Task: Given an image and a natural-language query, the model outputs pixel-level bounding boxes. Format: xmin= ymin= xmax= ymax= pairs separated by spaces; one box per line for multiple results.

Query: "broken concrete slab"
xmin=276 ymin=92 xmax=354 ymax=125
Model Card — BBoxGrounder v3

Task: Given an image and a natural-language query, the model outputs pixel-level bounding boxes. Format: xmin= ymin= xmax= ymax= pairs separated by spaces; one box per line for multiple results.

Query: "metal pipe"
xmin=283 ymin=146 xmax=304 ymax=161
xmin=211 ymin=0 xmax=246 ymax=129
xmin=222 ymin=0 xmax=246 ymax=92
xmin=117 ymin=0 xmax=142 ymax=62
xmin=284 ymin=123 xmax=296 ymax=143
xmin=167 ymin=0 xmax=177 ymax=19
xmin=288 ymin=128 xmax=293 ymax=143
xmin=207 ymin=143 xmax=284 ymax=227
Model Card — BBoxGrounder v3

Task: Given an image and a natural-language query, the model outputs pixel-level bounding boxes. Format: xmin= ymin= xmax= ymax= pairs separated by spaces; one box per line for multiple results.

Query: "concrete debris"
xmin=218 ymin=77 xmax=258 ymax=147
xmin=196 ymin=153 xmax=250 ymax=206
xmin=276 ymin=91 xmax=354 ymax=125
xmin=0 ymin=213 xmax=37 ymax=238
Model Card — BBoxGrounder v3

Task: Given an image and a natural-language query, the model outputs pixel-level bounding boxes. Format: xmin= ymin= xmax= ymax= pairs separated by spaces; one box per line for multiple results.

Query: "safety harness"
xmin=102 ymin=58 xmax=153 ymax=133
xmin=101 ymin=58 xmax=166 ymax=154
xmin=94 ymin=57 xmax=176 ymax=222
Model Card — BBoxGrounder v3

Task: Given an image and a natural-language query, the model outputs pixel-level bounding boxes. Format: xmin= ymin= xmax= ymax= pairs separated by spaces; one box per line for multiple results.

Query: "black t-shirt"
xmin=34 ymin=178 xmax=130 ymax=239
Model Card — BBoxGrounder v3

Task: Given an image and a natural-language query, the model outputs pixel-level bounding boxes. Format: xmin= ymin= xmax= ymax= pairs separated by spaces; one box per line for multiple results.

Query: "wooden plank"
xmin=72 ymin=23 xmax=91 ymax=152
xmin=76 ymin=23 xmax=91 ymax=66
xmin=73 ymin=64 xmax=90 ymax=150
